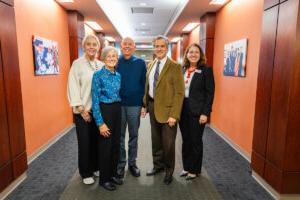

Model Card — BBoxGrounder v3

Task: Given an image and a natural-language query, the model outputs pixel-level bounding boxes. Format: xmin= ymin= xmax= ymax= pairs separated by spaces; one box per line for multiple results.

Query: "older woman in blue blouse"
xmin=92 ymin=46 xmax=122 ymax=191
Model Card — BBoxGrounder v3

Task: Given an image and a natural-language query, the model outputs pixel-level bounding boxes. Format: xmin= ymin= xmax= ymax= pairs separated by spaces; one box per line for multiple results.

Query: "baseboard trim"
xmin=208 ymin=124 xmax=300 ymax=199
xmin=27 ymin=124 xmax=75 ymax=164
xmin=0 ymin=173 xmax=27 ymax=200
xmin=207 ymin=124 xmax=251 ymax=162
xmin=252 ymin=172 xmax=300 ymax=200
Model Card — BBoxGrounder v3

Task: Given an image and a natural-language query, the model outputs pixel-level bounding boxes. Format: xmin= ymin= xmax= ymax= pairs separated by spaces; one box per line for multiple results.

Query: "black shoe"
xmin=111 ymin=176 xmax=123 ymax=185
xmin=146 ymin=168 xmax=164 ymax=176
xmin=163 ymin=175 xmax=173 ymax=185
xmin=129 ymin=165 xmax=141 ymax=177
xmin=100 ymin=182 xmax=116 ymax=191
xmin=116 ymin=167 xmax=125 ymax=178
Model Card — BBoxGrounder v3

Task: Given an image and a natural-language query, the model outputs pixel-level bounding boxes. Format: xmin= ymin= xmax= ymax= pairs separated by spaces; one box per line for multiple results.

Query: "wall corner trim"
xmin=252 ymin=171 xmax=300 ymax=200
xmin=0 ymin=173 xmax=26 ymax=200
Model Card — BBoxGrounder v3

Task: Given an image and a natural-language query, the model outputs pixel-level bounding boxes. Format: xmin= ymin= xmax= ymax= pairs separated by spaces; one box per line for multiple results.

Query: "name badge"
xmin=195 ymin=69 xmax=202 ymax=73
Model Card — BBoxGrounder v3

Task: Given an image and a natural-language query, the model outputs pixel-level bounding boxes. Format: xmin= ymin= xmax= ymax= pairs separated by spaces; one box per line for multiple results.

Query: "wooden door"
xmin=0 ymin=1 xmax=27 ymax=192
xmin=0 ymin=41 xmax=14 ymax=191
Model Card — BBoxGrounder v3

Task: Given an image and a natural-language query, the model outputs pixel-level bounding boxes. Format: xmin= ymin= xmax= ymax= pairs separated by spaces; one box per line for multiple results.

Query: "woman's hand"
xmin=99 ymin=124 xmax=111 ymax=137
xmin=199 ymin=115 xmax=208 ymax=124
xmin=81 ymin=110 xmax=91 ymax=122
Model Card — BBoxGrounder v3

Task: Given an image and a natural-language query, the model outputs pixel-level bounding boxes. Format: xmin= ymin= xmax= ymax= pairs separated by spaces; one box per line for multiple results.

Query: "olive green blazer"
xmin=143 ymin=58 xmax=184 ymax=123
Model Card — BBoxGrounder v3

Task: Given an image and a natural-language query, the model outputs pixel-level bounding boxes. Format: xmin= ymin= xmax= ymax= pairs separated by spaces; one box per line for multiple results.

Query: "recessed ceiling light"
xmin=182 ymin=22 xmax=200 ymax=32
xmin=141 ymin=22 xmax=146 ymax=26
xmin=139 ymin=2 xmax=147 ymax=6
xmin=209 ymin=0 xmax=230 ymax=5
xmin=57 ymin=0 xmax=74 ymax=3
xmin=85 ymin=21 xmax=103 ymax=32
xmin=105 ymin=36 xmax=115 ymax=42
xmin=171 ymin=37 xmax=181 ymax=43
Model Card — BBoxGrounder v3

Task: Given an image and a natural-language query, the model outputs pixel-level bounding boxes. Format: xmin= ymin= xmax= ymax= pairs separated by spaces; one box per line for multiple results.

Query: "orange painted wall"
xmin=15 ymin=0 xmax=73 ymax=156
xmin=211 ymin=0 xmax=264 ymax=156
xmin=188 ymin=25 xmax=200 ymax=45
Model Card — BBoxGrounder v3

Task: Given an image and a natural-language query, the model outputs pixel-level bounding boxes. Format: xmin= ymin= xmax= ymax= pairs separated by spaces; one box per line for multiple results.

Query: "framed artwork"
xmin=223 ymin=38 xmax=247 ymax=77
xmin=32 ymin=36 xmax=59 ymax=75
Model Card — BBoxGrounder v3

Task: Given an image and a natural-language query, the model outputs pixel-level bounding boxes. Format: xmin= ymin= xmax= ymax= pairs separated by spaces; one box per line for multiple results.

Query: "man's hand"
xmin=199 ymin=115 xmax=208 ymax=124
xmin=99 ymin=124 xmax=110 ymax=137
xmin=167 ymin=117 xmax=176 ymax=127
xmin=141 ymin=107 xmax=147 ymax=118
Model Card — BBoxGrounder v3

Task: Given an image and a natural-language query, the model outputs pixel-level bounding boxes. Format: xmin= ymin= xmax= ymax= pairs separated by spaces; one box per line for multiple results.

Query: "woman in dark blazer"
xmin=179 ymin=43 xmax=215 ymax=180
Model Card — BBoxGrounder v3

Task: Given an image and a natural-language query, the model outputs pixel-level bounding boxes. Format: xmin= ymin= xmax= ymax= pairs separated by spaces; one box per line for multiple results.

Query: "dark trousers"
xmin=98 ymin=102 xmax=121 ymax=184
xmin=74 ymin=114 xmax=98 ymax=178
xmin=148 ymin=100 xmax=177 ymax=176
xmin=179 ymin=98 xmax=205 ymax=174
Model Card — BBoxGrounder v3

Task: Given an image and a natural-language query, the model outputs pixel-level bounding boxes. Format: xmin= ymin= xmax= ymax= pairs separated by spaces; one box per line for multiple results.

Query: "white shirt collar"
xmin=155 ymin=56 xmax=168 ymax=65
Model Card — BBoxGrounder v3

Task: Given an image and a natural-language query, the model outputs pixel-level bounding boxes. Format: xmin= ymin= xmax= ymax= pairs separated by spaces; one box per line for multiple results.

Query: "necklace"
xmin=185 ymin=67 xmax=196 ymax=84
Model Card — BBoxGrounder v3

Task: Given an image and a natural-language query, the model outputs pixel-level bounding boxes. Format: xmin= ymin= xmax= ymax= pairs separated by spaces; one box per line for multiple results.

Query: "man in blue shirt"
xmin=116 ymin=37 xmax=147 ymax=179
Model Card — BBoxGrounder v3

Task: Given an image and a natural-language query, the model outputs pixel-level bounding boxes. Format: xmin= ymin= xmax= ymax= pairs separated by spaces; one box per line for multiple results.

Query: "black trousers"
xmin=179 ymin=98 xmax=205 ymax=174
xmin=74 ymin=114 xmax=98 ymax=178
xmin=98 ymin=102 xmax=121 ymax=184
xmin=148 ymin=100 xmax=177 ymax=176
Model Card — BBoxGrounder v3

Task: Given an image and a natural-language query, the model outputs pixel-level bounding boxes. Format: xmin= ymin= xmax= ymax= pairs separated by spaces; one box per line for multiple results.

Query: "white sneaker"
xmin=93 ymin=171 xmax=100 ymax=177
xmin=83 ymin=177 xmax=95 ymax=185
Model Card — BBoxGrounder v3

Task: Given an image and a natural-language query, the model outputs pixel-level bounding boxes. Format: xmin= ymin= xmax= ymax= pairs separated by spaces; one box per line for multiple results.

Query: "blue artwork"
xmin=33 ymin=36 xmax=59 ymax=75
xmin=223 ymin=38 xmax=247 ymax=77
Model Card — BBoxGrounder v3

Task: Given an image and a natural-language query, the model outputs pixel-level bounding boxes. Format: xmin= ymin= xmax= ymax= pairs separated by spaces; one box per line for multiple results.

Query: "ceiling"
xmin=56 ymin=0 xmax=226 ymax=43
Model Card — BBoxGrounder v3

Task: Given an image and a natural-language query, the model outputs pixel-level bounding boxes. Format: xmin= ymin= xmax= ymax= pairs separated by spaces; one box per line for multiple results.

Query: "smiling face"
xmin=121 ymin=37 xmax=135 ymax=59
xmin=154 ymin=39 xmax=168 ymax=60
xmin=187 ymin=45 xmax=200 ymax=66
xmin=83 ymin=37 xmax=99 ymax=59
xmin=104 ymin=49 xmax=118 ymax=70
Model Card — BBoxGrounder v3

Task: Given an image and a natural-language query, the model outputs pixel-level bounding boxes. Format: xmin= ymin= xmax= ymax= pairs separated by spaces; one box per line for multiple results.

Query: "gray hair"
xmin=121 ymin=37 xmax=136 ymax=46
xmin=82 ymin=34 xmax=101 ymax=49
xmin=152 ymin=35 xmax=169 ymax=47
xmin=101 ymin=46 xmax=118 ymax=61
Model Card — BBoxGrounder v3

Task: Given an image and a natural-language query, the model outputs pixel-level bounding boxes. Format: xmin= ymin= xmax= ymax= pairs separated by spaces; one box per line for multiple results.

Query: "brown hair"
xmin=182 ymin=43 xmax=206 ymax=70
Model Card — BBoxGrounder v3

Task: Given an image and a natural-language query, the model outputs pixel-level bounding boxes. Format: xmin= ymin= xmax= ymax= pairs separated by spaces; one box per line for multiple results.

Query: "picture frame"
xmin=223 ymin=38 xmax=247 ymax=77
xmin=32 ymin=36 xmax=59 ymax=75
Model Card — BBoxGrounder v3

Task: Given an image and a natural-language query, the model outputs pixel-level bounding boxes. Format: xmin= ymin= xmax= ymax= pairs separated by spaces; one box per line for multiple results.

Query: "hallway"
xmin=6 ymin=117 xmax=273 ymax=200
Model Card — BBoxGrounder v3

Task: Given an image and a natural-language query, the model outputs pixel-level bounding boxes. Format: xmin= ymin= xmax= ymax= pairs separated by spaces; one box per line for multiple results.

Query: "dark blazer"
xmin=187 ymin=65 xmax=215 ymax=117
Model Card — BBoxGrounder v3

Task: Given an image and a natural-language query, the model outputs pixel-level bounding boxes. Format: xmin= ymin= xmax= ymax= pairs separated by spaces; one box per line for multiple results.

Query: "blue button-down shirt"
xmin=92 ymin=67 xmax=121 ymax=126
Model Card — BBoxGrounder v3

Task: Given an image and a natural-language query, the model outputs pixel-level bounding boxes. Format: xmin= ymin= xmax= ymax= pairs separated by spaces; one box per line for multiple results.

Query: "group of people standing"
xmin=67 ymin=34 xmax=215 ymax=191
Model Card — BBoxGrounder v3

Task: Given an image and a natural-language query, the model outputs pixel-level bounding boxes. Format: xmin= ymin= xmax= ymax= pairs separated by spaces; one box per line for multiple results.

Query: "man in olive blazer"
xmin=142 ymin=35 xmax=184 ymax=185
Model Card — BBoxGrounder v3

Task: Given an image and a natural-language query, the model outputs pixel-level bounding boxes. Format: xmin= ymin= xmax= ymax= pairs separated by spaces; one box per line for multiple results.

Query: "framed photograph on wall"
xmin=32 ymin=36 xmax=59 ymax=75
xmin=223 ymin=38 xmax=247 ymax=77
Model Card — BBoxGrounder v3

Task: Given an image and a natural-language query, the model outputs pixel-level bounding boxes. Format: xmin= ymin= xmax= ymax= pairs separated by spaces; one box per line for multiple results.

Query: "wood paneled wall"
xmin=0 ymin=0 xmax=27 ymax=192
xmin=180 ymin=33 xmax=189 ymax=58
xmin=67 ymin=11 xmax=84 ymax=64
xmin=200 ymin=13 xmax=216 ymax=67
xmin=0 ymin=0 xmax=13 ymax=6
xmin=171 ymin=42 xmax=178 ymax=61
xmin=251 ymin=0 xmax=300 ymax=193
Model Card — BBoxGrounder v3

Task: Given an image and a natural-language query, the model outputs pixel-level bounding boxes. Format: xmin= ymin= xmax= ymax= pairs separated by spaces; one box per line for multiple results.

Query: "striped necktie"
xmin=153 ymin=60 xmax=161 ymax=95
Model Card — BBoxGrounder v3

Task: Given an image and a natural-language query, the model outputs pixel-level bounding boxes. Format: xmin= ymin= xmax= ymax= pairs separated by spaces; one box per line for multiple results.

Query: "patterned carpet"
xmin=5 ymin=116 xmax=274 ymax=200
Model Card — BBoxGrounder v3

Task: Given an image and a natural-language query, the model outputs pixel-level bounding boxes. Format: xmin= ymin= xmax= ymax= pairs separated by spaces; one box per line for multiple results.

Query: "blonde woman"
xmin=67 ymin=34 xmax=104 ymax=185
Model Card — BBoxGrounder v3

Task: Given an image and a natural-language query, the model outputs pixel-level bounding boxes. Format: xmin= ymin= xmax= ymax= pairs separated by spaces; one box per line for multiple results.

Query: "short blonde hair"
xmin=82 ymin=34 xmax=101 ymax=49
xmin=101 ymin=46 xmax=118 ymax=61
